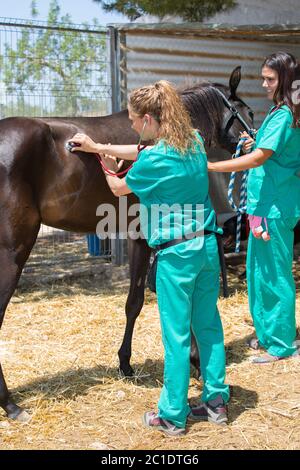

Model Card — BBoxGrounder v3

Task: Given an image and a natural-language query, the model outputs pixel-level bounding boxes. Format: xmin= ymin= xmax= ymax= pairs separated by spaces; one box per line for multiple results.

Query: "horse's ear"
xmin=229 ymin=66 xmax=241 ymax=99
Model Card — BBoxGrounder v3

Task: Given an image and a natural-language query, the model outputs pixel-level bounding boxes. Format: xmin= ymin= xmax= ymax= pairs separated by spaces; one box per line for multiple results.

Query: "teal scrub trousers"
xmin=155 ymin=234 xmax=230 ymax=428
xmin=247 ymin=216 xmax=299 ymax=357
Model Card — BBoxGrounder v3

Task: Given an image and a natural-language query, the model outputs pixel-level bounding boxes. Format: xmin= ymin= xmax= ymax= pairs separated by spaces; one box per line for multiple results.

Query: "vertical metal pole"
xmin=108 ymin=26 xmax=127 ymax=266
xmin=119 ymin=30 xmax=128 ymax=110
xmin=108 ymin=25 xmax=121 ymax=114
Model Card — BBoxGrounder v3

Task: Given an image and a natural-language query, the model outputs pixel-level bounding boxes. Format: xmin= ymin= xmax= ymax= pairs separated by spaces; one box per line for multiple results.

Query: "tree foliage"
xmin=1 ymin=0 xmax=107 ymax=116
xmin=93 ymin=0 xmax=236 ymax=22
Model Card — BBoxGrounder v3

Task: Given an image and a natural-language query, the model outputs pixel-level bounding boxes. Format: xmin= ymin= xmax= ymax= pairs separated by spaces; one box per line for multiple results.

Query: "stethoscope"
xmin=66 ymin=120 xmax=148 ymax=178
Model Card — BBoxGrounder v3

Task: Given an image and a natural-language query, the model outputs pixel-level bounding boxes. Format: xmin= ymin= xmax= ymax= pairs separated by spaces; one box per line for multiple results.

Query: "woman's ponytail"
xmin=129 ymin=80 xmax=200 ymax=153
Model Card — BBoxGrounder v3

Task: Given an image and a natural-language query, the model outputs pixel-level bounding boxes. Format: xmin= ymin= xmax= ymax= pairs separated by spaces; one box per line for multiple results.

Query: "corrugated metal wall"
xmin=118 ymin=26 xmax=300 ymax=127
xmin=116 ymin=25 xmax=300 ymax=220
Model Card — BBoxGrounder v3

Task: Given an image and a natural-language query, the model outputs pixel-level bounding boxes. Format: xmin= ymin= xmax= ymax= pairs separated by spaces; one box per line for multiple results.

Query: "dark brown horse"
xmin=0 ymin=67 xmax=253 ymax=421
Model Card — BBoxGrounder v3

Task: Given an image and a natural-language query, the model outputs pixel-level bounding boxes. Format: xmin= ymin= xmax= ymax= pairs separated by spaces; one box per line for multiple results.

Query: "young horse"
xmin=0 ymin=67 xmax=253 ymax=421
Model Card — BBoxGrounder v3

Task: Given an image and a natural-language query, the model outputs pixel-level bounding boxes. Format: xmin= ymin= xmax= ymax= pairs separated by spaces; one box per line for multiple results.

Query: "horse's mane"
xmin=179 ymin=82 xmax=226 ymax=148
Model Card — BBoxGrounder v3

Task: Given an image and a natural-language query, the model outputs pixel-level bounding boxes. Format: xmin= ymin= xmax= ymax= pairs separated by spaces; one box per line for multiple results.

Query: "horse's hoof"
xmin=118 ymin=366 xmax=134 ymax=378
xmin=8 ymin=409 xmax=31 ymax=423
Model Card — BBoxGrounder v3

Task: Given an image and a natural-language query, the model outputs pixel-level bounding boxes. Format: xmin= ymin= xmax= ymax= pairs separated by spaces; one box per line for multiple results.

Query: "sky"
xmin=0 ymin=0 xmax=129 ymax=25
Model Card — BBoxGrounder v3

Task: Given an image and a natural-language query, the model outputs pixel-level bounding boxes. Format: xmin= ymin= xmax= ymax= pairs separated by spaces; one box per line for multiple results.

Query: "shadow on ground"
xmin=8 ymin=361 xmax=258 ymax=425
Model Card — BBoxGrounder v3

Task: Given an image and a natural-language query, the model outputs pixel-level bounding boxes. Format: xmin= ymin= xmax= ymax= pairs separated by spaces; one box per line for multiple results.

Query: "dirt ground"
xmin=0 ymin=255 xmax=299 ymax=450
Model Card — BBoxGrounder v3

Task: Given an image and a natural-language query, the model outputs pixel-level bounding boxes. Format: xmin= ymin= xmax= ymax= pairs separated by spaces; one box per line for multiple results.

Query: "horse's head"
xmin=180 ymin=67 xmax=254 ymax=154
xmin=217 ymin=66 xmax=254 ymax=154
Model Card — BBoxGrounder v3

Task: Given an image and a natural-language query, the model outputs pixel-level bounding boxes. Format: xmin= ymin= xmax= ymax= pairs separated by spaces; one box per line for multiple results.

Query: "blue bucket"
xmin=86 ymin=234 xmax=101 ymax=256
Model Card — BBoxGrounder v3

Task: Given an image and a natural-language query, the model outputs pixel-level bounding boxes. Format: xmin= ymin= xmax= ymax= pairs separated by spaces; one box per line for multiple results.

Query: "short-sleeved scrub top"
xmin=247 ymin=105 xmax=300 ymax=219
xmin=125 ymin=133 xmax=221 ymax=249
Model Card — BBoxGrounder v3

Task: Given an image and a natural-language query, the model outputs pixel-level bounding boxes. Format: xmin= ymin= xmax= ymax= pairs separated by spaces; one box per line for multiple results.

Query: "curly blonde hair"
xmin=128 ymin=80 xmax=200 ymax=154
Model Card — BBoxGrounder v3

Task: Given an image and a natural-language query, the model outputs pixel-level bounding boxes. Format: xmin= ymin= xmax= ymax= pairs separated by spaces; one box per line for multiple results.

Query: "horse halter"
xmin=215 ymin=88 xmax=256 ymax=138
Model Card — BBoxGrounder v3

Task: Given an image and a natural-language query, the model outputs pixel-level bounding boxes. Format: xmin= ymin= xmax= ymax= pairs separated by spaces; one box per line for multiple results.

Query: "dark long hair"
xmin=263 ymin=51 xmax=300 ymax=127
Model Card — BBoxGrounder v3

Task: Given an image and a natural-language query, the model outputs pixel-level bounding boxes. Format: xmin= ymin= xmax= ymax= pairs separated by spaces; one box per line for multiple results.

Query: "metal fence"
xmin=0 ymin=17 xmax=111 ymax=117
xmin=0 ymin=17 xmax=115 ymax=268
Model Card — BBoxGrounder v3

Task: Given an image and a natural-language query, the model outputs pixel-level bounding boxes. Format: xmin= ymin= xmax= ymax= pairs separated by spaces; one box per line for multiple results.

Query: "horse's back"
xmin=0 ymin=116 xmax=53 ymax=173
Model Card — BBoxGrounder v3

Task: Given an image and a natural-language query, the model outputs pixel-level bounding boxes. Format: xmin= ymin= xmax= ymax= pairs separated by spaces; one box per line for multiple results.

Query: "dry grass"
xmin=0 ymin=256 xmax=299 ymax=450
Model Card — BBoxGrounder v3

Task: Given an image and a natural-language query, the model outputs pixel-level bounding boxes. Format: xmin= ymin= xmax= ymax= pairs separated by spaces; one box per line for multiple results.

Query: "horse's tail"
xmin=0 ymin=117 xmax=46 ymax=303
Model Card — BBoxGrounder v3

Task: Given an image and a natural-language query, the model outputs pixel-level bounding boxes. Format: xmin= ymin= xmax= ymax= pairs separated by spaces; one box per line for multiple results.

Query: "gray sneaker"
xmin=188 ymin=402 xmax=228 ymax=426
xmin=142 ymin=411 xmax=185 ymax=437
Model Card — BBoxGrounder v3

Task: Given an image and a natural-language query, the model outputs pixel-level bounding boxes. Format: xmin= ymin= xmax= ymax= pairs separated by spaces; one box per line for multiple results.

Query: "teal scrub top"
xmin=125 ymin=133 xmax=221 ymax=248
xmin=247 ymin=105 xmax=300 ymax=218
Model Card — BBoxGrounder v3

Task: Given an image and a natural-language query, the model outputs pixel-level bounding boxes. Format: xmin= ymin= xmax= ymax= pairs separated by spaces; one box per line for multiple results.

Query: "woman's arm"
xmin=97 ymin=143 xmax=153 ymax=160
xmin=95 ymin=144 xmax=139 ymax=160
xmin=104 ymin=174 xmax=132 ymax=196
xmin=69 ymin=133 xmax=140 ymax=160
xmin=100 ymin=154 xmax=132 ymax=197
xmin=208 ymin=148 xmax=273 ymax=173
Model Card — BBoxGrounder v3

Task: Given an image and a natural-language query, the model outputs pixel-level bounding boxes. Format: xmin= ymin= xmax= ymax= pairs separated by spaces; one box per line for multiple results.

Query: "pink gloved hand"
xmin=262 ymin=231 xmax=271 ymax=241
xmin=253 ymin=225 xmax=263 ymax=238
xmin=248 ymin=215 xmax=271 ymax=242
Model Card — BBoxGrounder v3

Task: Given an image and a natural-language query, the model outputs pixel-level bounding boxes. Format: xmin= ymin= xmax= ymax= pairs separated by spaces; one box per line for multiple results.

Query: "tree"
xmin=1 ymin=0 xmax=107 ymax=117
xmin=93 ymin=0 xmax=236 ymax=22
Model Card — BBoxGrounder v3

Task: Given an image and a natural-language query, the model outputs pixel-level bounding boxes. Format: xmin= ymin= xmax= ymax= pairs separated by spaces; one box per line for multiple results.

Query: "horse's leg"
xmin=118 ymin=238 xmax=151 ymax=376
xmin=0 ymin=186 xmax=40 ymax=420
xmin=190 ymin=333 xmax=201 ymax=378
xmin=118 ymin=238 xmax=201 ymax=378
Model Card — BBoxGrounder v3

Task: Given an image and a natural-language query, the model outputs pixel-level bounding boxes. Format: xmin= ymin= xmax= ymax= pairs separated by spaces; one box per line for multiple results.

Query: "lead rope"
xmin=227 ymin=137 xmax=253 ymax=253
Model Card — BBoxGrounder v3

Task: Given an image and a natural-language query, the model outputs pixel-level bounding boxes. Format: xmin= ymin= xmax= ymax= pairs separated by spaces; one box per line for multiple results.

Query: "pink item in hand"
xmin=262 ymin=231 xmax=271 ymax=241
xmin=253 ymin=225 xmax=263 ymax=238
xmin=248 ymin=215 xmax=270 ymax=241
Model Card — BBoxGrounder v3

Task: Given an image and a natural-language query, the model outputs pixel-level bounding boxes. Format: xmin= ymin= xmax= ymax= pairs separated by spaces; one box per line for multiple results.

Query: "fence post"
xmin=108 ymin=26 xmax=127 ymax=266
xmin=108 ymin=25 xmax=121 ymax=114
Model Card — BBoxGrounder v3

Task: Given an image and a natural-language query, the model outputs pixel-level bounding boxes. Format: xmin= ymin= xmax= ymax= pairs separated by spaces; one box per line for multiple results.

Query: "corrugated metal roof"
xmin=114 ymin=23 xmax=300 ymax=42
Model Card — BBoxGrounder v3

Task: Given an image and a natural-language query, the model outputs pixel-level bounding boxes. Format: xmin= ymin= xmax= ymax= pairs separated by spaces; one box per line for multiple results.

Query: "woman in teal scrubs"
xmin=69 ymin=80 xmax=230 ymax=436
xmin=209 ymin=52 xmax=300 ymax=364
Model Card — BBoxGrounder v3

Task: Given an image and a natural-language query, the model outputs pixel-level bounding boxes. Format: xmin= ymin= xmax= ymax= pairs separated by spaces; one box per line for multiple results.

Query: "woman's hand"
xmin=68 ymin=133 xmax=100 ymax=153
xmin=207 ymin=161 xmax=215 ymax=171
xmin=100 ymin=154 xmax=124 ymax=173
xmin=240 ymin=131 xmax=254 ymax=153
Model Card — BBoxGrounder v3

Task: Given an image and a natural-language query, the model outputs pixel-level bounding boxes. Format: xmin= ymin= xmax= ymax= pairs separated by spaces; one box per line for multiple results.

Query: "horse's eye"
xmin=249 ymin=110 xmax=254 ymax=121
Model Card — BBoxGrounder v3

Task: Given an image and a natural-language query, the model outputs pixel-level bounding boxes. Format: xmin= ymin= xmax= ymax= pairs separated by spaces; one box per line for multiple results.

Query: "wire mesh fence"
xmin=0 ymin=17 xmax=113 ymax=271
xmin=0 ymin=17 xmax=111 ymax=117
